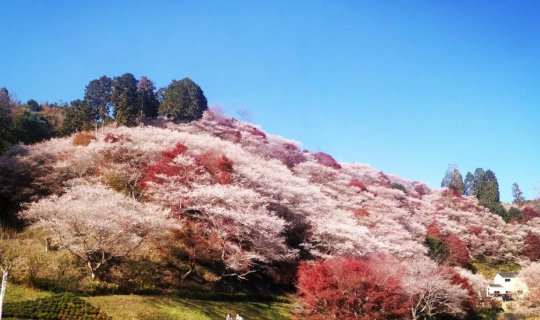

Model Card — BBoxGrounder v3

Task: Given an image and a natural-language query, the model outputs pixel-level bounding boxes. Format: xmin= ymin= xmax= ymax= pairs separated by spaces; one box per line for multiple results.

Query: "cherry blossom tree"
xmin=21 ymin=183 xmax=170 ymax=281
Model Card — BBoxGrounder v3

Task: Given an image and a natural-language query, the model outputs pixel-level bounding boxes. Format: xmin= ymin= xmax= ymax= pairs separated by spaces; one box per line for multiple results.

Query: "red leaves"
xmin=523 ymin=207 xmax=540 ymax=222
xmin=468 ymin=226 xmax=482 ymax=235
xmin=313 ymin=152 xmax=341 ymax=169
xmin=522 ymin=232 xmax=540 ymax=261
xmin=196 ymin=152 xmax=234 ymax=185
xmin=296 ymin=257 xmax=410 ymax=320
xmin=141 ymin=143 xmax=187 ymax=187
xmin=162 ymin=143 xmax=187 ymax=161
xmin=426 ymin=223 xmax=470 ymax=268
xmin=444 ymin=234 xmax=470 ymax=268
xmin=353 ymin=208 xmax=370 ymax=218
xmin=349 ymin=179 xmax=368 ymax=192
xmin=426 ymin=222 xmax=442 ymax=238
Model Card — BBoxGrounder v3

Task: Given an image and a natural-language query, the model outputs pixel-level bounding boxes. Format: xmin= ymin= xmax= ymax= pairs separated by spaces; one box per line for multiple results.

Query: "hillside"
xmin=1 ymin=109 xmax=540 ymax=318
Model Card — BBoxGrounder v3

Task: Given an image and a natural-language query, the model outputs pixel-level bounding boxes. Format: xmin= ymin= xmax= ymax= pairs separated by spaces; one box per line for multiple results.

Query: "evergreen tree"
xmin=479 ymin=170 xmax=500 ymax=205
xmin=84 ymin=76 xmax=112 ymax=127
xmin=512 ymin=182 xmax=526 ymax=205
xmin=159 ymin=78 xmax=207 ymax=122
xmin=26 ymin=99 xmax=41 ymax=112
xmin=464 ymin=172 xmax=475 ymax=196
xmin=0 ymin=88 xmax=14 ymax=153
xmin=136 ymin=76 xmax=159 ymax=118
xmin=111 ymin=73 xmax=139 ymax=126
xmin=62 ymin=100 xmax=94 ymax=134
xmin=11 ymin=110 xmax=53 ymax=144
xmin=441 ymin=163 xmax=465 ymax=194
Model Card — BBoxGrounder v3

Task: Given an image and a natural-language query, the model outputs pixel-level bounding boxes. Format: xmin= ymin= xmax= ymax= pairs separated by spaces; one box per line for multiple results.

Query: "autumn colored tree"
xmin=296 ymin=257 xmax=410 ymax=320
xmin=522 ymin=232 xmax=540 ymax=261
xmin=443 ymin=234 xmax=470 ymax=268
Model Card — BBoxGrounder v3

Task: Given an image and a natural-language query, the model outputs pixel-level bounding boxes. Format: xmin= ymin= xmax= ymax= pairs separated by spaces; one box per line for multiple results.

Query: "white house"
xmin=486 ymin=272 xmax=527 ymax=297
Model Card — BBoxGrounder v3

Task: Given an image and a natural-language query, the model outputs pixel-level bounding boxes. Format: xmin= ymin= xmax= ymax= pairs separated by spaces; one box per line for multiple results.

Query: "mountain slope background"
xmin=1 ymin=109 xmax=540 ymax=318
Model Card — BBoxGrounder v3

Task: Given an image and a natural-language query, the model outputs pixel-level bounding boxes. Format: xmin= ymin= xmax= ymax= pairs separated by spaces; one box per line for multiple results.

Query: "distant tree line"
xmin=441 ymin=163 xmax=527 ymax=222
xmin=0 ymin=74 xmax=207 ymax=154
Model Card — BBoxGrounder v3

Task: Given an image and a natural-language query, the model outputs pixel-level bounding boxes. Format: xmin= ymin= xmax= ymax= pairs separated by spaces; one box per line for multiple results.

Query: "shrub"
xmin=72 ymin=132 xmax=96 ymax=146
xmin=3 ymin=293 xmax=111 ymax=319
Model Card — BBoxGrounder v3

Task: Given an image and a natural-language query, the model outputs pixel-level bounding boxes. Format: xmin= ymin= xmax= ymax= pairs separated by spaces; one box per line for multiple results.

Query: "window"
xmin=505 ymin=279 xmax=511 ymax=282
xmin=494 ymin=291 xmax=500 ymax=294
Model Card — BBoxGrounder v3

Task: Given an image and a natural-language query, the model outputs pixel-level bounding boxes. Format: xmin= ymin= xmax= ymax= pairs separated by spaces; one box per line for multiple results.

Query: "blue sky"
xmin=1 ymin=0 xmax=539 ymax=201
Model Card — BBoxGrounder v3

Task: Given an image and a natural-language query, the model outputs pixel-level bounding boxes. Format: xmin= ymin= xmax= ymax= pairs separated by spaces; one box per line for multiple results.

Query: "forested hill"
xmin=2 ymin=108 xmax=540 ymax=318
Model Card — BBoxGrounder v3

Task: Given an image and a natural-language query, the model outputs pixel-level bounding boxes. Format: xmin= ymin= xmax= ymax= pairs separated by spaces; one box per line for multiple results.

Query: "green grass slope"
xmin=4 ymin=284 xmax=295 ymax=320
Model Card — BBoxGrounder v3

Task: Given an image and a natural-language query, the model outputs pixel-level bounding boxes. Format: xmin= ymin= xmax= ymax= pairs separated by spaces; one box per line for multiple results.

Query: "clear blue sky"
xmin=1 ymin=0 xmax=539 ymax=202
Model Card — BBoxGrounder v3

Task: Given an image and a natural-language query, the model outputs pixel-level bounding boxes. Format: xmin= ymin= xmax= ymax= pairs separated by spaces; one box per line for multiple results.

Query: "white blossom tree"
xmin=21 ymin=183 xmax=171 ymax=281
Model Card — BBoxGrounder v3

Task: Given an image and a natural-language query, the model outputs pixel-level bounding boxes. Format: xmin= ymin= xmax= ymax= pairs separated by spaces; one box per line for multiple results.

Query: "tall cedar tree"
xmin=136 ymin=76 xmax=159 ymax=118
xmin=464 ymin=172 xmax=475 ymax=196
xmin=441 ymin=164 xmax=465 ymax=194
xmin=84 ymin=76 xmax=112 ymax=126
xmin=512 ymin=182 xmax=526 ymax=205
xmin=111 ymin=73 xmax=139 ymax=126
xmin=159 ymin=78 xmax=208 ymax=122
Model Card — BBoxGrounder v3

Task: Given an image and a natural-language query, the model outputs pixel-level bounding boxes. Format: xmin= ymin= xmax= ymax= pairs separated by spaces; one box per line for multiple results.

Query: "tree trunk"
xmin=0 ymin=270 xmax=8 ymax=320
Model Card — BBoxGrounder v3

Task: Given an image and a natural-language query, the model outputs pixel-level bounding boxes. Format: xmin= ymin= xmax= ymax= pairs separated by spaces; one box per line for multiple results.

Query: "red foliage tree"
xmin=313 ymin=152 xmax=341 ymax=169
xmin=196 ymin=152 xmax=234 ymax=185
xmin=522 ymin=207 xmax=540 ymax=223
xmin=522 ymin=232 xmax=540 ymax=261
xmin=447 ymin=268 xmax=479 ymax=313
xmin=349 ymin=179 xmax=368 ymax=192
xmin=296 ymin=257 xmax=410 ymax=320
xmin=443 ymin=234 xmax=470 ymax=268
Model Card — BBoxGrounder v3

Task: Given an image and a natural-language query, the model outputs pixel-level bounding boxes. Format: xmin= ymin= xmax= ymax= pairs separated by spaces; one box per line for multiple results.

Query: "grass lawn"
xmin=86 ymin=294 xmax=295 ymax=320
xmin=4 ymin=283 xmax=296 ymax=319
xmin=3 ymin=283 xmax=52 ymax=304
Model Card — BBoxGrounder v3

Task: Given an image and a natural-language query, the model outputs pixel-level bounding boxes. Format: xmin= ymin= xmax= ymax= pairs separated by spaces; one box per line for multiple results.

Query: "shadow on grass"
xmin=146 ymin=296 xmax=293 ymax=320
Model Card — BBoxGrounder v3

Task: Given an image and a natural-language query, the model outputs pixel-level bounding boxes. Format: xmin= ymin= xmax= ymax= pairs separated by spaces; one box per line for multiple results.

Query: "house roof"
xmin=497 ymin=272 xmax=518 ymax=278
